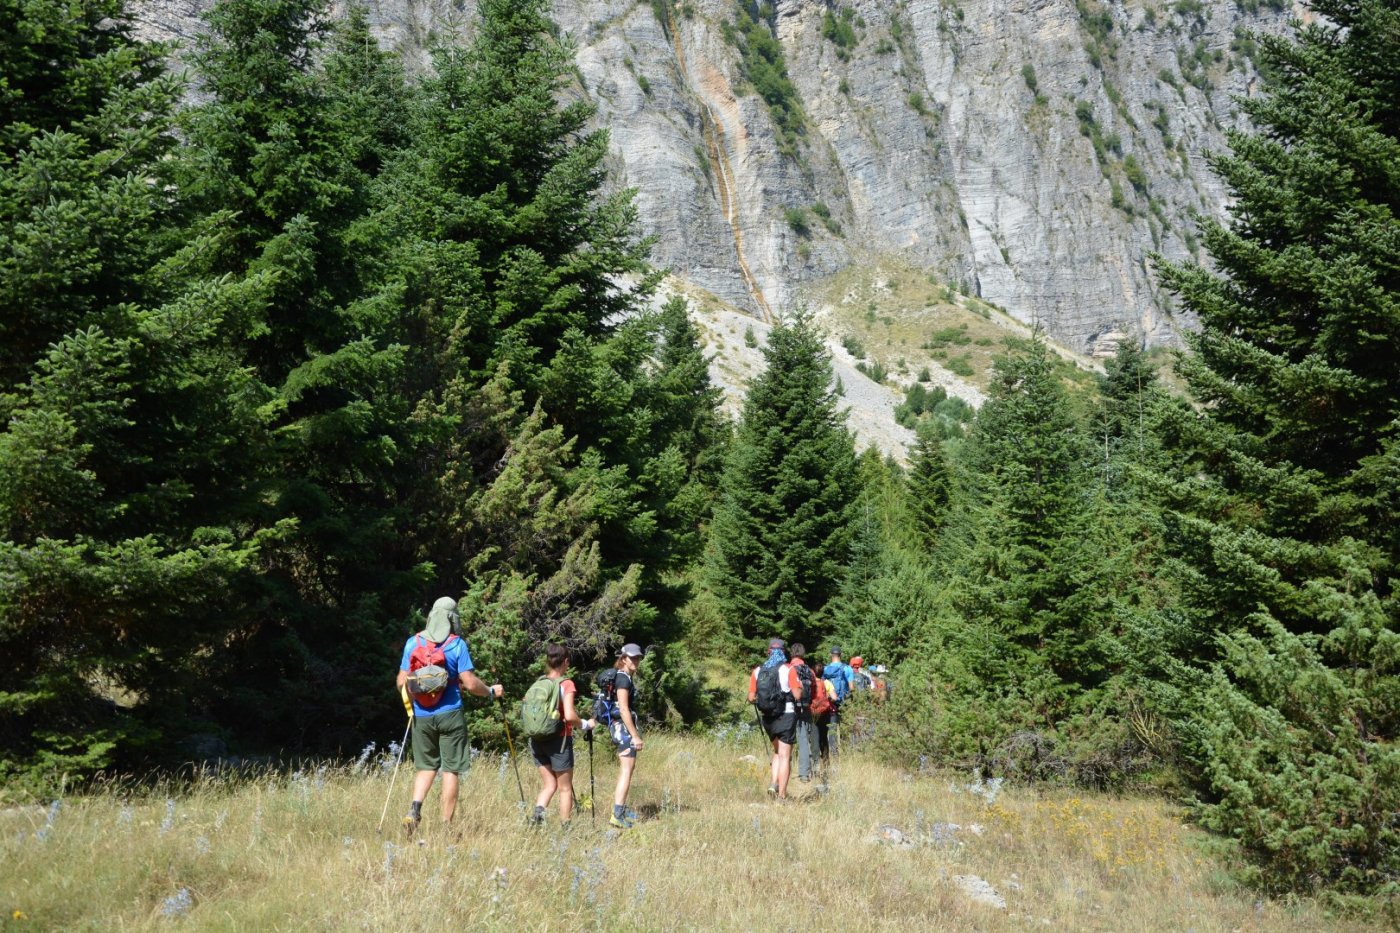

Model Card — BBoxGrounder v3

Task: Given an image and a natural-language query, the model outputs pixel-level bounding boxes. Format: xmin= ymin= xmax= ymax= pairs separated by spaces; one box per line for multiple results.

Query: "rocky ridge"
xmin=131 ymin=0 xmax=1291 ymax=355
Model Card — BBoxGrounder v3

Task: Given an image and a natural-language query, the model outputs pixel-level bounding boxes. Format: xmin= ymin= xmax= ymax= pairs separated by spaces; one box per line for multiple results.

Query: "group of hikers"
xmin=394 ymin=597 xmax=886 ymax=833
xmin=746 ymin=637 xmax=887 ymax=800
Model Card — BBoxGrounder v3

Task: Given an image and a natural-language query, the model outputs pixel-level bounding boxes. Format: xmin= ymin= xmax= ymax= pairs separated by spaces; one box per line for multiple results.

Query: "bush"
xmin=855 ymin=360 xmax=887 ymax=383
xmin=784 ymin=205 xmax=811 ymax=238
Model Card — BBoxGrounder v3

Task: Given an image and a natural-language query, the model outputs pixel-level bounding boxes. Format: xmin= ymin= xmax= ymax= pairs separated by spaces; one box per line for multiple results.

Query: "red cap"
xmin=851 ymin=656 xmax=864 ymax=667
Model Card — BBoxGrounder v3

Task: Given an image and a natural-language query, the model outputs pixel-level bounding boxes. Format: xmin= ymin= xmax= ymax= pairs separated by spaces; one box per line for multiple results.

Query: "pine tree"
xmin=0 ymin=0 xmax=279 ymax=785
xmin=908 ymin=432 xmax=952 ymax=551
xmin=1154 ymin=0 xmax=1400 ymax=895
xmin=361 ymin=0 xmax=670 ymax=685
xmin=953 ymin=338 xmax=1114 ymax=692
xmin=0 ymin=0 xmax=178 ymax=385
xmin=706 ymin=313 xmax=859 ymax=646
xmin=378 ymin=0 xmax=654 ymax=402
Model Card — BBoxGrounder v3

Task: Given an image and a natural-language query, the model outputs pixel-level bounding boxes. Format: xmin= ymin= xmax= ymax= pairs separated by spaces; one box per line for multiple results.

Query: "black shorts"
xmin=763 ymin=712 xmax=797 ymax=745
xmin=529 ymin=733 xmax=574 ymax=772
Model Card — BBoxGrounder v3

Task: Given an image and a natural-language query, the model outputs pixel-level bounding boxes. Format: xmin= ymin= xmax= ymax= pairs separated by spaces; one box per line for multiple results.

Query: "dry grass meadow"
xmin=0 ymin=729 xmax=1366 ymax=931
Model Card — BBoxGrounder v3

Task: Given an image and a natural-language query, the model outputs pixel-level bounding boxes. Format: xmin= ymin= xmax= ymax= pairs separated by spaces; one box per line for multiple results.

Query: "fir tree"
xmin=379 ymin=0 xmax=654 ymax=401
xmin=1154 ymin=0 xmax=1400 ymax=895
xmin=908 ymin=432 xmax=952 ymax=551
xmin=0 ymin=0 xmax=279 ymax=784
xmin=706 ymin=313 xmax=859 ymax=645
xmin=953 ymin=338 xmax=1113 ymax=690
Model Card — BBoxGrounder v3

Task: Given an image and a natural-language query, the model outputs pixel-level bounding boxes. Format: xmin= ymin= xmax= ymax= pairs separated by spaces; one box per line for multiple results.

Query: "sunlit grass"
xmin=0 ymin=732 xmax=1363 ymax=930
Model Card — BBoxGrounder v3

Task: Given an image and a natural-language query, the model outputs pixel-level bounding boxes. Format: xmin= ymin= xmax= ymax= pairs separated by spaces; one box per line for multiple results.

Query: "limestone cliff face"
xmin=132 ymin=0 xmax=1291 ymax=353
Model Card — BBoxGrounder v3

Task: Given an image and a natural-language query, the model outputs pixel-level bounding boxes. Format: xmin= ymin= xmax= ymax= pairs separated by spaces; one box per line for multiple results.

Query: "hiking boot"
xmin=608 ymin=813 xmax=635 ymax=829
xmin=401 ymin=813 xmax=420 ymax=838
xmin=766 ymin=783 xmax=778 ymax=796
xmin=799 ymin=775 xmax=811 ymax=783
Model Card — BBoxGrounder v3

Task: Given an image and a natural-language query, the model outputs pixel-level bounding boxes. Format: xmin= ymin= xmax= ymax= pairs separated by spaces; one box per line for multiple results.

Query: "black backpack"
xmin=754 ymin=665 xmax=786 ymax=717
xmin=595 ymin=668 xmax=620 ymax=724
xmin=792 ymin=663 xmax=816 ymax=713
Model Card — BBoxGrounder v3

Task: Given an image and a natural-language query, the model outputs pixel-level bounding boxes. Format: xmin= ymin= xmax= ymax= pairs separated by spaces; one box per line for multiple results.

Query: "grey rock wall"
xmin=132 ymin=0 xmax=1292 ymax=353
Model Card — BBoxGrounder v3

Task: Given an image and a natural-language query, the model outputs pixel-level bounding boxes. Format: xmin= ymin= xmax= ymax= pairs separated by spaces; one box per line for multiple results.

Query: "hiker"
xmin=813 ymin=673 xmax=837 ymax=764
xmin=824 ymin=647 xmax=854 ymax=703
xmin=396 ymin=596 xmax=503 ymax=836
xmin=820 ymin=647 xmax=853 ymax=761
xmin=524 ymin=645 xmax=590 ymax=826
xmin=788 ymin=643 xmax=821 ymax=783
xmin=748 ymin=637 xmax=803 ymax=799
xmin=870 ymin=664 xmax=892 ymax=703
xmin=596 ymin=643 xmax=645 ymax=828
xmin=851 ymin=656 xmax=876 ymax=694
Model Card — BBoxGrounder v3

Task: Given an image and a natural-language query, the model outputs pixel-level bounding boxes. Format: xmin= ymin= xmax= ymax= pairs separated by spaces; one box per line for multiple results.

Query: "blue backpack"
xmin=823 ymin=662 xmax=851 ymax=701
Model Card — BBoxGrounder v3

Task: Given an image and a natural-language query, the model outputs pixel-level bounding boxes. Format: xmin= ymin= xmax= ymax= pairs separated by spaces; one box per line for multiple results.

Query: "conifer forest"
xmin=1 ymin=0 xmax=1396 ymax=908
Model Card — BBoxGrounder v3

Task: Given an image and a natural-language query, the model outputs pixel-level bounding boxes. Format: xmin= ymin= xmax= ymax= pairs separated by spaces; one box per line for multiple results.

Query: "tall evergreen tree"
xmin=953 ymin=338 xmax=1114 ymax=692
xmin=908 ymin=432 xmax=952 ymax=551
xmin=706 ymin=313 xmax=859 ymax=646
xmin=362 ymin=0 xmax=671 ymax=692
xmin=174 ymin=0 xmax=427 ymax=750
xmin=1154 ymin=0 xmax=1400 ymax=895
xmin=0 ymin=0 xmax=279 ymax=784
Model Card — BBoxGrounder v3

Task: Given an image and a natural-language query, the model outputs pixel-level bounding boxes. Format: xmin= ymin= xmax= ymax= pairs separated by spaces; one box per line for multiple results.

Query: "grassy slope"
xmin=810 ymin=254 xmax=1105 ymax=397
xmin=0 ymin=731 xmax=1360 ymax=931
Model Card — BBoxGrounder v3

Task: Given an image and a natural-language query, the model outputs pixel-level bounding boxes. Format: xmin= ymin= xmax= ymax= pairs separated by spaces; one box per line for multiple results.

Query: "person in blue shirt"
xmin=820 ymin=647 xmax=854 ymax=761
xmin=823 ymin=647 xmax=854 ymax=703
xmin=395 ymin=596 xmax=502 ymax=836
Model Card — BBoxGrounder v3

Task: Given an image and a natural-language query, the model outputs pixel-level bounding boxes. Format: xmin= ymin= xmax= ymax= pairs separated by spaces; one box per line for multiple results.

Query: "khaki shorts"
xmin=411 ymin=707 xmax=470 ymax=773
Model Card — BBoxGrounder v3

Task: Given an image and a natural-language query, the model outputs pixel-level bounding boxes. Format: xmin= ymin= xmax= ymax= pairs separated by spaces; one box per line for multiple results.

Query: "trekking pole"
xmin=376 ymin=688 xmax=414 ymax=834
xmin=586 ymin=724 xmax=596 ymax=827
xmin=751 ymin=702 xmax=770 ymax=758
xmin=495 ymin=696 xmax=527 ymax=811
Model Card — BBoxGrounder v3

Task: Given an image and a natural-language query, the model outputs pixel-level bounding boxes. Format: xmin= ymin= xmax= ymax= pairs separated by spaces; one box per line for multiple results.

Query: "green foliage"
xmin=784 ymin=205 xmax=811 ymax=237
xmin=907 ymin=434 xmax=952 ymax=549
xmin=821 ymin=8 xmax=859 ymax=61
xmin=729 ymin=2 xmax=806 ymax=158
xmin=894 ymin=383 xmax=973 ymax=437
xmin=1151 ymin=0 xmax=1400 ymax=897
xmin=855 ymin=360 xmax=887 ymax=383
xmin=706 ymin=313 xmax=859 ymax=647
xmin=0 ymin=0 xmax=285 ymax=784
xmin=1021 ymin=64 xmax=1039 ymax=94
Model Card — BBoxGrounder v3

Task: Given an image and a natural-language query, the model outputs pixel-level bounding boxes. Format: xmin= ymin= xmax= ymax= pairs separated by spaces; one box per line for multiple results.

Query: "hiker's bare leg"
xmin=614 ymin=754 xmax=636 ymax=807
xmin=411 ymin=769 xmax=436 ymax=808
xmin=770 ymin=737 xmax=781 ymax=785
xmin=439 ymin=771 xmax=460 ymax=822
xmin=536 ymin=765 xmax=557 ymax=809
xmin=557 ymin=770 xmax=575 ymax=821
xmin=775 ymin=741 xmax=793 ymax=798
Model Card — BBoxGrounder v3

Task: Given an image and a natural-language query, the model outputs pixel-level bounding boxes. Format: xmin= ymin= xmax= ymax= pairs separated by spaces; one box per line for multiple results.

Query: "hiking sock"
xmin=409 ymin=800 xmax=423 ymax=820
xmin=532 ymin=804 xmax=546 ymax=824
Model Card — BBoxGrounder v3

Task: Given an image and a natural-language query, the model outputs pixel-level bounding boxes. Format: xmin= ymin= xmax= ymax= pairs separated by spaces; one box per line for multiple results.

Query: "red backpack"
xmin=407 ymin=634 xmax=458 ymax=707
xmin=809 ymin=676 xmax=833 ymax=717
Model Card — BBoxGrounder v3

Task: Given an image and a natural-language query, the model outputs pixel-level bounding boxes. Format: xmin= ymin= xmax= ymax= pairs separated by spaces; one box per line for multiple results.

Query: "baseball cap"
xmin=618 ymin=643 xmax=644 ymax=658
xmin=768 ymin=637 xmax=786 ymax=651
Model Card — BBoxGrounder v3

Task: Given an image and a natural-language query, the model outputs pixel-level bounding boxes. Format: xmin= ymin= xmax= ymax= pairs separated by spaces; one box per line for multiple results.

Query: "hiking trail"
xmin=668 ymin=11 xmax=773 ymax=324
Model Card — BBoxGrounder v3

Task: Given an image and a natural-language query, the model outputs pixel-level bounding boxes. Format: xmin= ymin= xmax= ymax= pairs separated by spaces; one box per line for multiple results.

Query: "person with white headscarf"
xmin=395 ymin=596 xmax=502 ymax=835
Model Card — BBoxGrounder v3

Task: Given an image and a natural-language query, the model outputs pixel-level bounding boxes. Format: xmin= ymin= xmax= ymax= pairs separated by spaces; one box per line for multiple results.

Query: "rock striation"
xmin=131 ymin=0 xmax=1291 ymax=353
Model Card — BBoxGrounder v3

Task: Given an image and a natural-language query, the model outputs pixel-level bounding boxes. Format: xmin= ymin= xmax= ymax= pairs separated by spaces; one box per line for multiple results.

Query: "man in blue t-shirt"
xmin=823 ymin=647 xmax=854 ymax=703
xmin=395 ymin=596 xmax=502 ymax=836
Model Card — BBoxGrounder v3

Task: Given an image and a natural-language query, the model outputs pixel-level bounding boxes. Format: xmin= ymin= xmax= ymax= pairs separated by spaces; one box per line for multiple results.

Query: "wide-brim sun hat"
xmin=423 ymin=596 xmax=459 ymax=642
